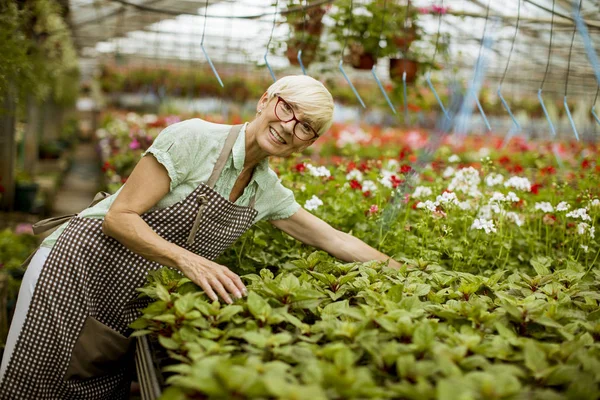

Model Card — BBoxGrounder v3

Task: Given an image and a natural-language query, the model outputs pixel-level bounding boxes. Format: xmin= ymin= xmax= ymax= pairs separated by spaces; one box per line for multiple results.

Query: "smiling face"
xmin=252 ymin=93 xmax=319 ymax=158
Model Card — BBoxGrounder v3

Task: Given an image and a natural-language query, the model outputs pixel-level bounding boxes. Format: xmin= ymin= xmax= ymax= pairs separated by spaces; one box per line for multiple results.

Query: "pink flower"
xmin=369 ymin=205 xmax=379 ymax=215
xmin=15 ymin=223 xmax=33 ymax=235
xmin=129 ymin=139 xmax=141 ymax=150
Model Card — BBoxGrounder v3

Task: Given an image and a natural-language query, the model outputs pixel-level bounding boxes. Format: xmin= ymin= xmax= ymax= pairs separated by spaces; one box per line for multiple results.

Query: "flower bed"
xmin=94 ymin=111 xmax=599 ymax=398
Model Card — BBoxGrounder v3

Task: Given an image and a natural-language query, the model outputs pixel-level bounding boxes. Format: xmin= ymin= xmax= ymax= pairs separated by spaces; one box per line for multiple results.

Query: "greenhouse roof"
xmin=67 ymin=0 xmax=600 ymax=99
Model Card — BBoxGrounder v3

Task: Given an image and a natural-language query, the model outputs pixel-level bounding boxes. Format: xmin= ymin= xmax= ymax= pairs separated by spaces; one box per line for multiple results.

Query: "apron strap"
xmin=31 ymin=191 xmax=111 ymax=235
xmin=206 ymin=124 xmax=243 ymax=189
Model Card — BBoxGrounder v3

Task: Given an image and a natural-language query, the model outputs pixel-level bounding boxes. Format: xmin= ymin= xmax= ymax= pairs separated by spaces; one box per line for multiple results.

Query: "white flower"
xmin=471 ymin=218 xmax=497 ymax=234
xmin=386 ymin=159 xmax=399 ymax=170
xmin=590 ymin=199 xmax=599 ymax=208
xmin=535 ymin=202 xmax=554 ymax=213
xmin=436 ymin=192 xmax=459 ymax=206
xmin=448 ymin=154 xmax=461 ymax=163
xmin=304 ymin=195 xmax=323 ymax=211
xmin=478 ymin=147 xmax=490 ymax=158
xmin=485 ymin=173 xmax=504 ymax=187
xmin=478 ymin=204 xmax=500 ymax=219
xmin=346 ymin=169 xmax=364 ymax=182
xmin=300 ymin=184 xmax=306 ymax=192
xmin=581 ymin=244 xmax=589 ymax=253
xmin=306 ymin=163 xmax=331 ymax=178
xmin=489 ymin=192 xmax=506 ymax=203
xmin=458 ymin=201 xmax=472 ymax=211
xmin=448 ymin=167 xmax=481 ymax=198
xmin=362 ymin=180 xmax=377 ymax=193
xmin=504 ymin=211 xmax=524 ymax=227
xmin=442 ymin=167 xmax=455 ymax=178
xmin=143 ymin=114 xmax=158 ymax=124
xmin=566 ymin=208 xmax=591 ymax=221
xmin=504 ymin=176 xmax=532 ymax=192
xmin=412 ymin=186 xmax=433 ymax=199
xmin=416 ymin=200 xmax=438 ymax=212
xmin=505 ymin=192 xmax=520 ymax=202
xmin=576 ymin=222 xmax=595 ymax=238
xmin=379 ymin=170 xmax=396 ymax=189
xmin=556 ymin=201 xmax=570 ymax=212
xmin=336 ymin=128 xmax=371 ymax=147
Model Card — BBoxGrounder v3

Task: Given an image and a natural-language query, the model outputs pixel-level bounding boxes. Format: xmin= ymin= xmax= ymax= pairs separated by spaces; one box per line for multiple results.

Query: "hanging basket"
xmin=286 ymin=41 xmax=318 ymax=67
xmin=389 ymin=58 xmax=420 ymax=83
xmin=350 ymin=53 xmax=377 ymax=70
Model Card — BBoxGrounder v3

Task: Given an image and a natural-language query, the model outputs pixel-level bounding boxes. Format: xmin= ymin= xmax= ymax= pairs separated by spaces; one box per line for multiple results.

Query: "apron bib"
xmin=0 ymin=125 xmax=258 ymax=399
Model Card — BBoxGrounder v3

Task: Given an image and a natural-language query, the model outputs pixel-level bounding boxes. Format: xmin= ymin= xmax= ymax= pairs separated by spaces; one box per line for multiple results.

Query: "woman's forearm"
xmin=322 ymin=230 xmax=402 ymax=269
xmin=102 ymin=211 xmax=196 ymax=271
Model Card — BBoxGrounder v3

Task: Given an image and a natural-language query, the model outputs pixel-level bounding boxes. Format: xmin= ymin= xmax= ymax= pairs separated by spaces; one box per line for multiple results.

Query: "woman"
xmin=0 ymin=75 xmax=401 ymax=398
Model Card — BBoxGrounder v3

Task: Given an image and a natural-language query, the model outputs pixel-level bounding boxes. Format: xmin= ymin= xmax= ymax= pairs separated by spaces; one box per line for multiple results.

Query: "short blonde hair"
xmin=265 ymin=75 xmax=334 ymax=136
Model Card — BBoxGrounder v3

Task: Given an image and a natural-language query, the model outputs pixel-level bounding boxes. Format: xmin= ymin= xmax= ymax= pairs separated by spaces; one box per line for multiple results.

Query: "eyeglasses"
xmin=274 ymin=96 xmax=319 ymax=141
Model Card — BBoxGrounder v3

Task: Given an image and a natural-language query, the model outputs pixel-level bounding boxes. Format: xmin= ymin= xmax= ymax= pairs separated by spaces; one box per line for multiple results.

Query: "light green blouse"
xmin=40 ymin=119 xmax=300 ymax=249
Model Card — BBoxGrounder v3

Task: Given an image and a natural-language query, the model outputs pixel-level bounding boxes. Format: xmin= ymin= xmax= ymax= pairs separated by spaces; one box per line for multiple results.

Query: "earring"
xmin=257 ymin=109 xmax=262 ymax=115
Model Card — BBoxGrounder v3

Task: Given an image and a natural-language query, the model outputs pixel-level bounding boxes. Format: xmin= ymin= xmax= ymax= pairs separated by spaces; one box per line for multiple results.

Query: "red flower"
xmin=363 ymin=191 xmax=372 ymax=198
xmin=390 ymin=175 xmax=404 ymax=188
xmin=541 ymin=166 xmax=556 ymax=175
xmin=399 ymin=146 xmax=412 ymax=160
xmin=511 ymin=164 xmax=524 ymax=174
xmin=346 ymin=161 xmax=356 ymax=172
xmin=121 ymin=177 xmax=128 ymax=184
xmin=358 ymin=162 xmax=370 ymax=172
xmin=531 ymin=183 xmax=542 ymax=195
xmin=349 ymin=179 xmax=362 ymax=190
xmin=581 ymin=159 xmax=591 ymax=169
xmin=400 ymin=164 xmax=412 ymax=174
xmin=101 ymin=162 xmax=114 ymax=172
xmin=294 ymin=163 xmax=306 ymax=173
xmin=498 ymin=156 xmax=511 ymax=165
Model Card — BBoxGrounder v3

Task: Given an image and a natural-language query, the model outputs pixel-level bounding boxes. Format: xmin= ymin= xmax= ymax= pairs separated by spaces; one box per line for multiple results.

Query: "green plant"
xmin=329 ymin=0 xmax=422 ymax=67
xmin=280 ymin=1 xmax=328 ymax=67
xmin=0 ymin=0 xmax=78 ymax=107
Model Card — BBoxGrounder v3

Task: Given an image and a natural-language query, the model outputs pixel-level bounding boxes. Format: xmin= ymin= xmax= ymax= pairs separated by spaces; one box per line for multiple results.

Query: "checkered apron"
xmin=0 ymin=125 xmax=258 ymax=399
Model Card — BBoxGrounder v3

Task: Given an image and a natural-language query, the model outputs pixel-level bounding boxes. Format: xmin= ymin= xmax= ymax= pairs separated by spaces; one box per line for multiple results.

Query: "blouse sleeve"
xmin=261 ymin=170 xmax=301 ymax=221
xmin=142 ymin=120 xmax=201 ymax=191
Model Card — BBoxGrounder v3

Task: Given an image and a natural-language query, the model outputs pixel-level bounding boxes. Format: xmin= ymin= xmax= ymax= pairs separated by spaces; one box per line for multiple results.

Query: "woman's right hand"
xmin=177 ymin=253 xmax=247 ymax=304
xmin=103 ymin=154 xmax=247 ymax=305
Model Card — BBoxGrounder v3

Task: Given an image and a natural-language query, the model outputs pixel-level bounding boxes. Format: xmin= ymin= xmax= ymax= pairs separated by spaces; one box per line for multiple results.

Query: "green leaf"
xmin=129 ymin=318 xmax=149 ymax=330
xmin=152 ymin=314 xmax=176 ymax=324
xmin=524 ymin=341 xmax=549 ymax=374
xmin=155 ymin=282 xmax=171 ymax=302
xmin=129 ymin=329 xmax=151 ymax=337
xmin=530 ymin=256 xmax=552 ymax=276
xmin=587 ymin=308 xmax=600 ymax=321
xmin=247 ymin=292 xmax=272 ymax=321
xmin=413 ymin=321 xmax=436 ymax=350
xmin=242 ymin=331 xmax=268 ymax=348
xmin=386 ymin=284 xmax=404 ymax=302
xmin=217 ymin=305 xmax=244 ymax=323
xmin=174 ymin=294 xmax=195 ymax=316
xmin=159 ymin=335 xmax=180 ymax=350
